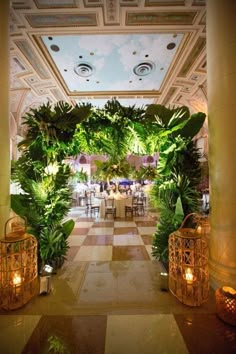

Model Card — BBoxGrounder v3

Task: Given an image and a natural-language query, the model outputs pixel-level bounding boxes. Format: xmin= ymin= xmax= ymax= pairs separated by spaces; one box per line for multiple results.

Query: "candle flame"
xmin=13 ymin=274 xmax=21 ymax=286
xmin=197 ymin=225 xmax=202 ymax=233
xmin=185 ymin=268 xmax=194 ymax=284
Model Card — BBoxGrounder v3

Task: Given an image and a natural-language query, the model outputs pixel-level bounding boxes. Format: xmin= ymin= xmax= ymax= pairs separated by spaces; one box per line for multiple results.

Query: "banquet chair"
xmin=71 ymin=192 xmax=78 ymax=206
xmin=104 ymin=198 xmax=116 ymax=219
xmin=133 ymin=195 xmax=145 ymax=216
xmin=85 ymin=193 xmax=100 ymax=216
xmin=125 ymin=197 xmax=139 ymax=218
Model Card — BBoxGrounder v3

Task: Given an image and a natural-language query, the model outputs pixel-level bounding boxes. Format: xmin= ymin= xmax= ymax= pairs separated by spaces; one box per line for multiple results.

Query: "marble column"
xmin=207 ymin=0 xmax=236 ymax=288
xmin=0 ymin=0 xmax=10 ymax=237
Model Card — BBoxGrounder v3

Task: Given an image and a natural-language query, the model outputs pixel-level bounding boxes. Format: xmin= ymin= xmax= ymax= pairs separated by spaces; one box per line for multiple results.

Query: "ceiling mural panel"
xmin=177 ymin=36 xmax=206 ymax=77
xmin=9 ymin=0 xmax=207 ymax=123
xmin=25 ymin=13 xmax=98 ymax=27
xmin=145 ymin=0 xmax=185 ymax=6
xmin=14 ymin=40 xmax=50 ymax=79
xmin=11 ymin=56 xmax=27 ymax=77
xmin=41 ymin=33 xmax=183 ymax=94
xmin=12 ymin=0 xmax=31 ymax=9
xmin=34 ymin=0 xmax=77 ymax=8
xmin=192 ymin=0 xmax=205 ymax=6
xmin=120 ymin=0 xmax=139 ymax=5
xmin=126 ymin=11 xmax=198 ymax=26
xmin=84 ymin=0 xmax=104 ymax=5
xmin=103 ymin=0 xmax=120 ymax=25
xmin=51 ymin=88 xmax=68 ymax=101
xmin=162 ymin=86 xmax=178 ymax=106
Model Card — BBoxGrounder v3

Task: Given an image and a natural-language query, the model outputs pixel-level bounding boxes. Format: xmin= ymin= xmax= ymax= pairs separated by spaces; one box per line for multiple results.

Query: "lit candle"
xmin=13 ymin=274 xmax=21 ymax=285
xmin=13 ymin=273 xmax=21 ymax=296
xmin=197 ymin=225 xmax=202 ymax=233
xmin=185 ymin=268 xmax=194 ymax=284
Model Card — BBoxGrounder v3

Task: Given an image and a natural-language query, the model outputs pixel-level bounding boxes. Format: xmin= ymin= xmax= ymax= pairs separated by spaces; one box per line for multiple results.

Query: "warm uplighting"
xmin=159 ymin=272 xmax=169 ymax=291
xmin=44 ymin=163 xmax=59 ymax=175
xmin=43 ymin=264 xmax=53 ymax=274
xmin=184 ymin=268 xmax=194 ymax=284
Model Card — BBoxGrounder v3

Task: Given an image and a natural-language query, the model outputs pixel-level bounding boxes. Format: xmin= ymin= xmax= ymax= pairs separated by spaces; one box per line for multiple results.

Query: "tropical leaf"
xmin=180 ymin=112 xmax=206 ymax=139
xmin=62 ymin=219 xmax=75 ymax=239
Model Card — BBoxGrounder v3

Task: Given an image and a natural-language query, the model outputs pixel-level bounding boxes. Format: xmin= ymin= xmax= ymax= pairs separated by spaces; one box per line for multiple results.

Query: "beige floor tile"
xmin=114 ymin=221 xmax=136 ymax=227
xmin=92 ymin=220 xmax=114 ymax=227
xmin=74 ymin=221 xmax=94 ymax=228
xmin=71 ymin=227 xmax=89 ymax=235
xmin=105 ymin=314 xmax=189 ymax=354
xmin=114 ymin=227 xmax=138 ymax=235
xmin=138 ymin=226 xmax=157 ymax=235
xmin=112 ymin=246 xmax=150 ymax=261
xmin=145 ymin=245 xmax=155 ymax=259
xmin=115 ymin=265 xmax=159 ymax=303
xmin=0 ymin=315 xmax=41 ymax=354
xmin=88 ymin=227 xmax=114 ymax=235
xmin=87 ymin=260 xmax=161 ymax=275
xmin=57 ymin=262 xmax=88 ymax=295
xmin=68 ymin=235 xmax=86 ymax=246
xmin=74 ymin=245 xmax=113 ymax=261
xmin=79 ymin=272 xmax=117 ymax=305
xmin=113 ymin=234 xmax=144 ymax=246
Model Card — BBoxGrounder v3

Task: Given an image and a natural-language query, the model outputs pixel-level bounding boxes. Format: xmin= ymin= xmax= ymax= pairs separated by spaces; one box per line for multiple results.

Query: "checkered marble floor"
xmin=0 ymin=207 xmax=236 ymax=354
xmin=66 ymin=206 xmax=158 ymax=263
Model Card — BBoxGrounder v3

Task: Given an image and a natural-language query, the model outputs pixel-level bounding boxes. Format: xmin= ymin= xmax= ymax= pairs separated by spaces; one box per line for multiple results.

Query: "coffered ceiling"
xmin=10 ymin=0 xmax=207 ymax=132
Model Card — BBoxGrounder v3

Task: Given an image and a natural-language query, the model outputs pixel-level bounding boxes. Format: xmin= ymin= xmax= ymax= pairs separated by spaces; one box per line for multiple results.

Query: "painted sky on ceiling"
xmin=42 ymin=33 xmax=183 ymax=93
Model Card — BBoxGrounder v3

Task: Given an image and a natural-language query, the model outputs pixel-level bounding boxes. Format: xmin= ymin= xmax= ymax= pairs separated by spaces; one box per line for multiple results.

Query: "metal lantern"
xmin=216 ymin=286 xmax=236 ymax=326
xmin=169 ymin=213 xmax=209 ymax=307
xmin=0 ymin=216 xmax=38 ymax=310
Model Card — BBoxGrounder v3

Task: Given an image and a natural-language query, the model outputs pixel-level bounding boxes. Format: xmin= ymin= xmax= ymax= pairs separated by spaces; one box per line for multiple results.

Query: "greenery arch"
xmin=11 ymin=98 xmax=206 ymax=268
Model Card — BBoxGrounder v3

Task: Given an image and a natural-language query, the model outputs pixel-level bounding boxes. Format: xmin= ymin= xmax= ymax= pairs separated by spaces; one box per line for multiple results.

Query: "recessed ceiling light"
xmin=167 ymin=42 xmax=176 ymax=50
xmin=145 ymin=54 xmax=149 ymax=58
xmin=64 ymin=69 xmax=67 ymax=72
xmin=133 ymin=61 xmax=155 ymax=76
xmin=50 ymin=45 xmax=60 ymax=52
xmin=74 ymin=62 xmax=94 ymax=77
xmin=48 ymin=36 xmax=53 ymax=40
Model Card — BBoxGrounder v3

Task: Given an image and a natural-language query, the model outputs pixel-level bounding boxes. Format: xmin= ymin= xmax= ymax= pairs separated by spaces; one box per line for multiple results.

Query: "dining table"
xmin=98 ymin=194 xmax=132 ymax=218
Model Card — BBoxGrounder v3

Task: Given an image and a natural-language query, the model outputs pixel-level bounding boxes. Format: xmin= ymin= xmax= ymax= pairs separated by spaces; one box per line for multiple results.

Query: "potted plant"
xmin=146 ymin=104 xmax=206 ymax=265
xmin=11 ymin=101 xmax=92 ymax=269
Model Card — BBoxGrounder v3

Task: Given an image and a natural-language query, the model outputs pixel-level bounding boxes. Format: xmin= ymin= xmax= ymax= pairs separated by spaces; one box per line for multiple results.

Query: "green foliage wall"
xmin=11 ymin=101 xmax=92 ymax=268
xmin=11 ymin=99 xmax=206 ymax=268
xmin=147 ymin=105 xmax=206 ymax=263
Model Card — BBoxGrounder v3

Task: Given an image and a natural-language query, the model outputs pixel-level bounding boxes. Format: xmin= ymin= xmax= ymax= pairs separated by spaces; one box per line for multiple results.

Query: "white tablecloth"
xmin=99 ymin=196 xmax=131 ymax=218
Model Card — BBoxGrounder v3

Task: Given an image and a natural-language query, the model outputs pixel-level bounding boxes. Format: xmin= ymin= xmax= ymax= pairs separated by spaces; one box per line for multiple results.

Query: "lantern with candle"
xmin=215 ymin=286 xmax=236 ymax=326
xmin=168 ymin=213 xmax=209 ymax=306
xmin=0 ymin=216 xmax=38 ymax=310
